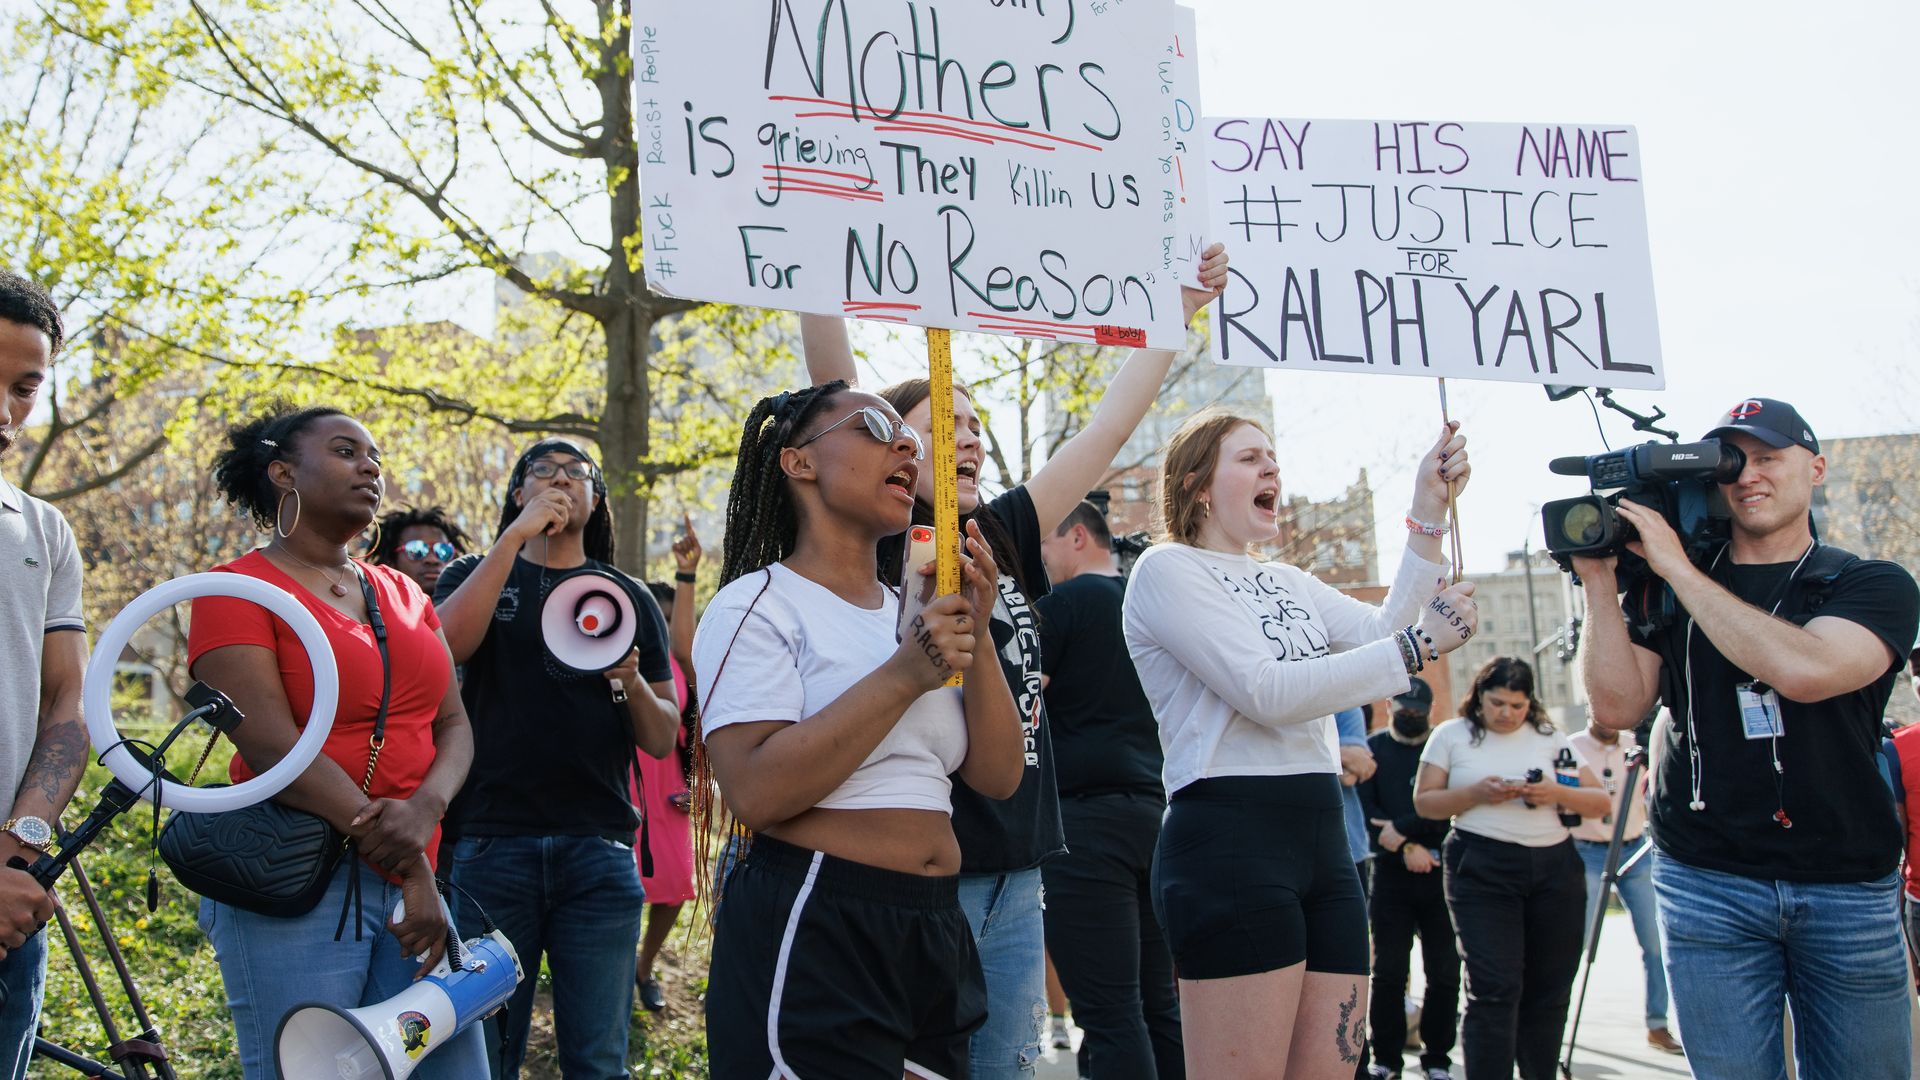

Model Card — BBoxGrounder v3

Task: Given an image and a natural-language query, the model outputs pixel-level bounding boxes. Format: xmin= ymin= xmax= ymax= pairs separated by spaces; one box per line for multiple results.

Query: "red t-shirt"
xmin=186 ymin=550 xmax=453 ymax=875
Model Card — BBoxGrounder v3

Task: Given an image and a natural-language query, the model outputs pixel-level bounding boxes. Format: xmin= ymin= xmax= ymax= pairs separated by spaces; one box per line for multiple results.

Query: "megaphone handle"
xmin=609 ymin=678 xmax=627 ymax=703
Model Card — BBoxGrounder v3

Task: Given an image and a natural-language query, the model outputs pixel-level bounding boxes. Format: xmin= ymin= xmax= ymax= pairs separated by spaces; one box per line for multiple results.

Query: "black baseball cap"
xmin=1393 ymin=677 xmax=1432 ymax=713
xmin=1704 ymin=398 xmax=1819 ymax=455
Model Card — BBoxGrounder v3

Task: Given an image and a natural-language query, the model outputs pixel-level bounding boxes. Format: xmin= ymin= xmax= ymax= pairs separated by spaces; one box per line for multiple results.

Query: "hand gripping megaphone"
xmin=274 ymin=897 xmax=523 ymax=1079
xmin=539 ymin=566 xmax=642 ymax=700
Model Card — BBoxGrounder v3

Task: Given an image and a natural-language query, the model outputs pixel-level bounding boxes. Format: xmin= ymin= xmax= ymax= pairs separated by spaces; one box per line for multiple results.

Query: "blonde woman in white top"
xmin=1124 ymin=408 xmax=1478 ymax=1078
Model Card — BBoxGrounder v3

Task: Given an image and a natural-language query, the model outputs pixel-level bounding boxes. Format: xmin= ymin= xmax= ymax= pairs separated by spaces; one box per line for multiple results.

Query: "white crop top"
xmin=693 ymin=562 xmax=967 ymax=813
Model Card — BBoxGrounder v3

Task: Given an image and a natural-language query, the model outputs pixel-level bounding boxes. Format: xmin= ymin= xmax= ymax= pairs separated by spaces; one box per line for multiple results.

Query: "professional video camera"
xmin=1540 ymin=439 xmax=1744 ymax=573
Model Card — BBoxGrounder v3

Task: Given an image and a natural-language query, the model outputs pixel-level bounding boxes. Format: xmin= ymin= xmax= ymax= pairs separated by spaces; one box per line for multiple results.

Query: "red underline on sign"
xmin=766 ymin=179 xmax=885 ymax=203
xmin=860 ymin=314 xmax=910 ymax=323
xmin=967 ymin=311 xmax=1095 ymax=331
xmin=765 ymin=164 xmax=880 ymax=187
xmin=843 ymin=301 xmax=923 ymax=312
xmin=975 ymin=320 xmax=1098 ymax=340
xmin=772 ymin=94 xmax=1103 ymax=152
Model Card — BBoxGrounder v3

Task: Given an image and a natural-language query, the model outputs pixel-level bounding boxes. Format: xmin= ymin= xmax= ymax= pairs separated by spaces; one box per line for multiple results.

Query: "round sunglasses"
xmin=400 ymin=540 xmax=457 ymax=562
xmin=795 ymin=405 xmax=925 ymax=460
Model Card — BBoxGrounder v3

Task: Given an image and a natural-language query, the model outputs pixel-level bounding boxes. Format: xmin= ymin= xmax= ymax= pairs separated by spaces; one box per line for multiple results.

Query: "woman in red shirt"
xmin=188 ymin=403 xmax=485 ymax=1078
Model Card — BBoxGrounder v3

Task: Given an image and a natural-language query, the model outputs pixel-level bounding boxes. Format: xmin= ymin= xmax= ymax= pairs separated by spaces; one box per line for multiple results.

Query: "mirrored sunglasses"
xmin=401 ymin=540 xmax=457 ymax=562
xmin=796 ymin=405 xmax=925 ymax=460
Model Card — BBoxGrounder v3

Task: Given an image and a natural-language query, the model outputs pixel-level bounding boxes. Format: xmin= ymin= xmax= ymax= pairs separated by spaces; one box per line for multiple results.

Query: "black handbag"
xmin=158 ymin=565 xmax=391 ymax=919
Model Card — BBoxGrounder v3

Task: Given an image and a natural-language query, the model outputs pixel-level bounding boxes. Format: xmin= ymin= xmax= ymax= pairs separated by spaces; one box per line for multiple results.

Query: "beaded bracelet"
xmin=1413 ymin=626 xmax=1439 ymax=662
xmin=1394 ymin=629 xmax=1420 ymax=674
xmin=1405 ymin=513 xmax=1450 ymax=538
xmin=1398 ymin=627 xmax=1425 ymax=673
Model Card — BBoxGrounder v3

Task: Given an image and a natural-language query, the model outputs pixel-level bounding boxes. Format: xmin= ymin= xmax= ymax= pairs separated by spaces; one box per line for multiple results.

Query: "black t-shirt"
xmin=1629 ymin=546 xmax=1918 ymax=882
xmin=436 ymin=554 xmax=673 ymax=841
xmin=1035 ymin=572 xmax=1164 ymax=799
xmin=1358 ymin=730 xmax=1450 ymax=856
xmin=950 ymin=487 xmax=1067 ymax=874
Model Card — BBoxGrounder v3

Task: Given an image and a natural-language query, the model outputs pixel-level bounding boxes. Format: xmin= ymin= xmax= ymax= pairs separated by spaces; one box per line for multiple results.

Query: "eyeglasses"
xmin=527 ymin=459 xmax=596 ymax=482
xmin=795 ymin=406 xmax=925 ymax=460
xmin=401 ymin=540 xmax=457 ymax=562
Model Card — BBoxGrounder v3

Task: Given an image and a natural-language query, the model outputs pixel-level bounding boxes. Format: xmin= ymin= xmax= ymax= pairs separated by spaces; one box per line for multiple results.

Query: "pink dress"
xmin=631 ymin=656 xmax=696 ymax=904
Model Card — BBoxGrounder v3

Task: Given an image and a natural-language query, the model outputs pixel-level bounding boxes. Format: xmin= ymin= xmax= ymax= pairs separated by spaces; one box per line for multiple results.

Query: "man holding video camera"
xmin=1578 ymin=398 xmax=1917 ymax=1080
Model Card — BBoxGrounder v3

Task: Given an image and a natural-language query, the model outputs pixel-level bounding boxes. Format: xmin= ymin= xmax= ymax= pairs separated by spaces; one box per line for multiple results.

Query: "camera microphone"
xmin=1548 ymin=456 xmax=1592 ymax=476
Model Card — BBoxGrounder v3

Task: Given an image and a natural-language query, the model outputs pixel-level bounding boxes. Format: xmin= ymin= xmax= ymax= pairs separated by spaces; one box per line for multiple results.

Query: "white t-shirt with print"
xmin=1123 ymin=542 xmax=1447 ymax=796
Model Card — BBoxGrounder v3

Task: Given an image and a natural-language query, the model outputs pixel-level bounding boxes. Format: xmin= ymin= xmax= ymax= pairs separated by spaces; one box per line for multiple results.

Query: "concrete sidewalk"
xmin=1036 ymin=911 xmax=1692 ymax=1079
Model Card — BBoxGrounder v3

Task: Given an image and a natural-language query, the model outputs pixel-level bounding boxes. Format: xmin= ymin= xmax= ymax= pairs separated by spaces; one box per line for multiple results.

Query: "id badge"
xmin=1736 ymin=682 xmax=1783 ymax=740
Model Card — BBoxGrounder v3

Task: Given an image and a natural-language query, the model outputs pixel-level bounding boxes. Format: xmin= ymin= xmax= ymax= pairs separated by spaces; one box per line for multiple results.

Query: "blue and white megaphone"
xmin=274 ymin=897 xmax=523 ymax=1079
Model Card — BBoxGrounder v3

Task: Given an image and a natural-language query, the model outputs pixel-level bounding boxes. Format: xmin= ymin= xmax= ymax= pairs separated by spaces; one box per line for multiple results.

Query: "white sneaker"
xmin=1049 ymin=1016 xmax=1072 ymax=1050
xmin=1365 ymin=1067 xmax=1394 ymax=1080
xmin=1424 ymin=1069 xmax=1454 ymax=1080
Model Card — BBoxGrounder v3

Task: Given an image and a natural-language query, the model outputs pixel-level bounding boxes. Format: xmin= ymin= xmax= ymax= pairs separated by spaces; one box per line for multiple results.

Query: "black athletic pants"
xmin=1041 ymin=791 xmax=1185 ymax=1080
xmin=1442 ymin=831 xmax=1585 ymax=1080
xmin=1370 ymin=856 xmax=1460 ymax=1076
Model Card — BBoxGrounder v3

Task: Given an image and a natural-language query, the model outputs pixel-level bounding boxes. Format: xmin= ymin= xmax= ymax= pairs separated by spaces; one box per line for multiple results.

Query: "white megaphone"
xmin=274 ymin=898 xmax=523 ymax=1080
xmin=539 ymin=567 xmax=642 ymax=700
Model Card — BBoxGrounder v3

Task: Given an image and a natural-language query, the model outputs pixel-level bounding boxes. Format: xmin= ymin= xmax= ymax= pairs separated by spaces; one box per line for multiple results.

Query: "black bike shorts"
xmin=1153 ymin=773 xmax=1371 ymax=980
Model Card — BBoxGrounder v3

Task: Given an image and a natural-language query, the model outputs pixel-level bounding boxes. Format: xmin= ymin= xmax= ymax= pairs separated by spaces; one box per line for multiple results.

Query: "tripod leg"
xmin=69 ymin=860 xmax=172 ymax=1080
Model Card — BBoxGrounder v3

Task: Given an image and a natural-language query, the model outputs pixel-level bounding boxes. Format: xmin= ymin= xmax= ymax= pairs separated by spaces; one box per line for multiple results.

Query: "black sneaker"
xmin=638 ymin=976 xmax=666 ymax=1012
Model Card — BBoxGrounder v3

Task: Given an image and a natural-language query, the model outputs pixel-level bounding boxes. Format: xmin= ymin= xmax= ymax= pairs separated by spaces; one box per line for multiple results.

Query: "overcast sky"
xmin=1177 ymin=0 xmax=1920 ymax=573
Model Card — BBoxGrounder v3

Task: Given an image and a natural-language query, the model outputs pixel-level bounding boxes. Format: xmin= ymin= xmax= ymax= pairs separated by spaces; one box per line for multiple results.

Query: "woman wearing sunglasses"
xmin=694 ymin=381 xmax=1023 ymax=1078
xmin=370 ymin=505 xmax=470 ymax=596
xmin=799 ymin=243 xmax=1231 ymax=1076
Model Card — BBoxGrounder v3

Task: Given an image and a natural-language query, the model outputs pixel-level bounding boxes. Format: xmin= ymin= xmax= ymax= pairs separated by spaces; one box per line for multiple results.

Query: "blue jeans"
xmin=450 ymin=834 xmax=646 ymax=1079
xmin=0 ymin=930 xmax=45 ymax=1079
xmin=958 ymin=868 xmax=1046 ymax=1078
xmin=1575 ymin=838 xmax=1668 ymax=1028
xmin=198 ymin=860 xmax=490 ymax=1079
xmin=1653 ymin=853 xmax=1910 ymax=1080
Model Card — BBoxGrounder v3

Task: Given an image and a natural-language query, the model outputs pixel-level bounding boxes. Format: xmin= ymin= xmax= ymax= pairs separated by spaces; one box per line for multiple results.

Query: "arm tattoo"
xmin=21 ymin=718 xmax=88 ymax=811
xmin=1335 ymin=984 xmax=1362 ymax=1064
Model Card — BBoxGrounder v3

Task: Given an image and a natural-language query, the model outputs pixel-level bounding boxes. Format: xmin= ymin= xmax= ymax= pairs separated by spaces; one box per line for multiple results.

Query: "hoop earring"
xmin=275 ymin=490 xmax=302 ymax=538
xmin=360 ymin=518 xmax=383 ymax=559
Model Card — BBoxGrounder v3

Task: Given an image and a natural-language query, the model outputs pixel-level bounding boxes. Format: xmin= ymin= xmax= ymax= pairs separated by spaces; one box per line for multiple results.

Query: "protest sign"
xmin=1205 ymin=118 xmax=1663 ymax=389
xmin=638 ymin=0 xmax=1187 ymax=349
xmin=1160 ymin=6 xmax=1208 ymax=289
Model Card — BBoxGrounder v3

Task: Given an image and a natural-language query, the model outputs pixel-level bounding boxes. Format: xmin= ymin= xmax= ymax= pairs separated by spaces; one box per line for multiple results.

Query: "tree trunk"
xmin=598 ymin=0 xmax=651 ymax=574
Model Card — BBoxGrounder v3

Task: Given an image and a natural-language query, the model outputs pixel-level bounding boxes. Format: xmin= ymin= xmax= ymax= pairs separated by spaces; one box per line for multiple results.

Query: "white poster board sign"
xmin=1204 ymin=118 xmax=1663 ymax=389
xmin=1161 ymin=6 xmax=1208 ymax=289
xmin=638 ymin=1 xmax=1186 ymax=349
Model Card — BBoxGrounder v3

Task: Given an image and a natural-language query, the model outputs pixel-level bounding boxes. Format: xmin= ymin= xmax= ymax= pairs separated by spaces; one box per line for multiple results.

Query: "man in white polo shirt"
xmin=0 ymin=269 xmax=85 ymax=1079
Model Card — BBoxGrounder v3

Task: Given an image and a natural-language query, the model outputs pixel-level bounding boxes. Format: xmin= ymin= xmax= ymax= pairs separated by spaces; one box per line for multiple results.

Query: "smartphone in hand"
xmin=897 ymin=525 xmax=937 ymax=642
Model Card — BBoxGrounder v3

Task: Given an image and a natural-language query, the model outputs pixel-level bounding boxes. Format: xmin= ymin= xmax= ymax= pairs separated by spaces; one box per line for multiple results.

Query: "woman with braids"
xmin=693 ymin=381 xmax=1023 ymax=1079
xmin=1123 ymin=408 xmax=1477 ymax=1078
xmin=434 ymin=437 xmax=683 ymax=1078
xmin=1414 ymin=657 xmax=1610 ymax=1080
xmin=797 ymin=242 xmax=1230 ymax=1077
xmin=188 ymin=402 xmax=486 ymax=1077
xmin=368 ymin=505 xmax=470 ymax=597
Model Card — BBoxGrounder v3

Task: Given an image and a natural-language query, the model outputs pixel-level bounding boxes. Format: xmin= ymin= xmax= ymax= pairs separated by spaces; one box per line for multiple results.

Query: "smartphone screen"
xmin=897 ymin=525 xmax=937 ymax=642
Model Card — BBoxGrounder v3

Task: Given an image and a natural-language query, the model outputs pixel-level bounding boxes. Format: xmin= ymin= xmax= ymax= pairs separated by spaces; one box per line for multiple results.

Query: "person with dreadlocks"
xmin=434 ymin=437 xmax=682 ymax=1079
xmin=796 ymin=242 xmax=1230 ymax=1077
xmin=188 ymin=401 xmax=486 ymax=1078
xmin=368 ymin=505 xmax=470 ymax=597
xmin=693 ymin=381 xmax=1023 ymax=1079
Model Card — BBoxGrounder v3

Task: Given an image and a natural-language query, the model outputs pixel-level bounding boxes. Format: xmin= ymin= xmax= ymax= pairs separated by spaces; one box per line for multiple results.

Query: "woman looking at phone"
xmin=1414 ymin=656 xmax=1612 ymax=1080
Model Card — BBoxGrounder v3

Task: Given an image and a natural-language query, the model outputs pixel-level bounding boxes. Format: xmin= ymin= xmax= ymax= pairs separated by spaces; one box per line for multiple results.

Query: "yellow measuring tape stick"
xmin=927 ymin=327 xmax=963 ymax=686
